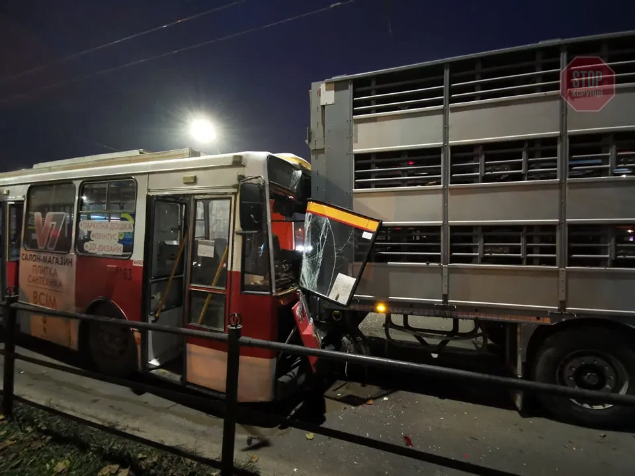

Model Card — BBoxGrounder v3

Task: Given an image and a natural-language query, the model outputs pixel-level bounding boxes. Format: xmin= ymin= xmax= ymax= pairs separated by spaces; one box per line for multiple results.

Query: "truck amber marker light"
xmin=375 ymin=302 xmax=387 ymax=314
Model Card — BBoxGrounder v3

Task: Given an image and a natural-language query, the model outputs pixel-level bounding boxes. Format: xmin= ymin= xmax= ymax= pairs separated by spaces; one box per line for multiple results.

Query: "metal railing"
xmin=3 ymin=296 xmax=635 ymax=476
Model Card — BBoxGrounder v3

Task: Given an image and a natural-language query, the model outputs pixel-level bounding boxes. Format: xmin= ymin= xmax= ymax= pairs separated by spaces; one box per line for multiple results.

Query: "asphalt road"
xmin=2 ymin=319 xmax=635 ymax=476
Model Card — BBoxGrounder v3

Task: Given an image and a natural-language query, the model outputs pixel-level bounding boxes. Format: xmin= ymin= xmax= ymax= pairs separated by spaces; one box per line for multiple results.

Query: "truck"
xmin=305 ymin=30 xmax=635 ymax=426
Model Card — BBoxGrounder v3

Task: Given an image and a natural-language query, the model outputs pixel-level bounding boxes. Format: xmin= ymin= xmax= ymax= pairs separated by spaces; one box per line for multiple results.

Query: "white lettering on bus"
xmin=28 ymin=265 xmax=63 ymax=289
xmin=83 ymin=241 xmax=124 ymax=255
xmin=89 ymin=231 xmax=120 ymax=242
xmin=79 ymin=220 xmax=133 ymax=232
xmin=32 ymin=291 xmax=57 ymax=308
xmin=34 ymin=212 xmax=68 ymax=251
xmin=21 ymin=253 xmax=73 ymax=267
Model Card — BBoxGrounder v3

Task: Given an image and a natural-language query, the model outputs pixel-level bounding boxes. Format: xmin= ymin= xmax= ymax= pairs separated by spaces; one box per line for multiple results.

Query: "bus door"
xmin=1 ymin=201 xmax=23 ymax=302
xmin=145 ymin=196 xmax=188 ymax=368
xmin=183 ymin=196 xmax=233 ymax=391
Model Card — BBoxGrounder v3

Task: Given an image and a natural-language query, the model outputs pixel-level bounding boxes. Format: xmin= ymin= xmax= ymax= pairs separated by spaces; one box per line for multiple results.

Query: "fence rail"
xmin=3 ymin=296 xmax=635 ymax=476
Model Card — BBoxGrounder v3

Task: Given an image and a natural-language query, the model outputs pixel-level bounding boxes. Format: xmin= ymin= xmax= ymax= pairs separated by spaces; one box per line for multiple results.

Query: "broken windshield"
xmin=299 ymin=202 xmax=380 ymax=307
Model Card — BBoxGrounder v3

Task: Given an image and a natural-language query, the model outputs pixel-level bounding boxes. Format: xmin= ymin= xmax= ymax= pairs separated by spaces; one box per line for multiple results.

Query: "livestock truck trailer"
xmin=305 ymin=30 xmax=635 ymax=426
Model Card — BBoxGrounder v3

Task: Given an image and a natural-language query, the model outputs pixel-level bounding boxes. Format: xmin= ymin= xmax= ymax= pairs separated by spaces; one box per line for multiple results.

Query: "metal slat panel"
xmin=354 ymin=262 xmax=443 ymax=301
xmin=567 ymin=268 xmax=635 ymax=313
xmin=567 ymin=180 xmax=635 ymax=220
xmin=448 ymin=96 xmax=560 ymax=143
xmin=448 ymin=265 xmax=559 ymax=309
xmin=353 ymin=111 xmax=443 ymax=152
xmin=448 ymin=182 xmax=560 ymax=222
xmin=353 ymin=188 xmax=443 ymax=222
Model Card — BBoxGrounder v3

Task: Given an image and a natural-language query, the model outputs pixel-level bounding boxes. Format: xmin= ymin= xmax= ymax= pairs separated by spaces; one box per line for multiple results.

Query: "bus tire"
xmin=87 ymin=306 xmax=137 ymax=378
xmin=531 ymin=326 xmax=635 ymax=428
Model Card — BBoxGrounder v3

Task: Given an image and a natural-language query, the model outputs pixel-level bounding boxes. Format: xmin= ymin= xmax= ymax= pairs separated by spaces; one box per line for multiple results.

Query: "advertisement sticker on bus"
xmin=77 ymin=213 xmax=135 ymax=256
xmin=19 ymin=207 xmax=76 ymax=348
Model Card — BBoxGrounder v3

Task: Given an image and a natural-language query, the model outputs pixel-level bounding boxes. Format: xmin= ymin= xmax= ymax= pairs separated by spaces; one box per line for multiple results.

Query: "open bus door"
xmin=144 ymin=194 xmax=235 ymax=393
xmin=182 ymin=195 xmax=233 ymax=392
xmin=145 ymin=196 xmax=188 ymax=370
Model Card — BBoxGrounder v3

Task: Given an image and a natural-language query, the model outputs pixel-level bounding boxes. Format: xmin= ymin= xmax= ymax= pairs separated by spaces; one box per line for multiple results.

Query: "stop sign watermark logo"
xmin=560 ymin=56 xmax=615 ymax=112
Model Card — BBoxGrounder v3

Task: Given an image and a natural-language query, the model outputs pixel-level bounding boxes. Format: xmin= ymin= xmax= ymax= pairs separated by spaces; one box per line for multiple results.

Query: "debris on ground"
xmin=306 ymin=433 xmax=315 ymax=440
xmin=403 ymin=435 xmax=413 ymax=447
xmin=97 ymin=464 xmax=120 ymax=476
xmin=53 ymin=459 xmax=70 ymax=473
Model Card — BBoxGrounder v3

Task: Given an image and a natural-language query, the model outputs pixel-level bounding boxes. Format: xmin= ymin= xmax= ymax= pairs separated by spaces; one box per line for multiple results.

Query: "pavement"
xmin=2 ymin=316 xmax=635 ymax=476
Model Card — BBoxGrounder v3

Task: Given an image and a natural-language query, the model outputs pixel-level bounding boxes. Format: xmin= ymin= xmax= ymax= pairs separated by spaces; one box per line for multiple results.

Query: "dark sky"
xmin=0 ymin=0 xmax=632 ymax=171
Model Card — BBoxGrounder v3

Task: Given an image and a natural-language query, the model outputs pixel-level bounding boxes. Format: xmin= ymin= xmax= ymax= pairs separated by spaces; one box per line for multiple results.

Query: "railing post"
xmin=221 ymin=313 xmax=242 ymax=476
xmin=2 ymin=294 xmax=19 ymax=417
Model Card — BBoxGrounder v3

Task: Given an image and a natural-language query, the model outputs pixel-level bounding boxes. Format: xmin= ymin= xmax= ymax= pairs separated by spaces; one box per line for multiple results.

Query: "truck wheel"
xmin=88 ymin=308 xmax=137 ymax=378
xmin=531 ymin=327 xmax=635 ymax=427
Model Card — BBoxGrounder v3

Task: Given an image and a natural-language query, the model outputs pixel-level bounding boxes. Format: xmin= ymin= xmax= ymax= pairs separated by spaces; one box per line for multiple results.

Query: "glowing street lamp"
xmin=189 ymin=118 xmax=216 ymax=144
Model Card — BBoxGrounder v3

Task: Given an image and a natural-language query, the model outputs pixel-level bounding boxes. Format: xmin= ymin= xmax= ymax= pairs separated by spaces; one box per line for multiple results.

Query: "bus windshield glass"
xmin=266 ymin=155 xmax=310 ymax=201
xmin=299 ymin=201 xmax=381 ymax=307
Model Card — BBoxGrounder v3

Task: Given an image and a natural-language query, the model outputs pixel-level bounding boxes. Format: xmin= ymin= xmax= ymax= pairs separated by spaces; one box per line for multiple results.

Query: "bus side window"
xmin=8 ymin=204 xmax=23 ymax=261
xmin=76 ymin=179 xmax=136 ymax=258
xmin=25 ymin=183 xmax=75 ymax=254
xmin=191 ymin=198 xmax=230 ymax=289
xmin=242 ymin=232 xmax=271 ymax=291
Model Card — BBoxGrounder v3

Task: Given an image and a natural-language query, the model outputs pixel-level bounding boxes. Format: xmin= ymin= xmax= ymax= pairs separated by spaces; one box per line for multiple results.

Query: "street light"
xmin=189 ymin=118 xmax=216 ymax=143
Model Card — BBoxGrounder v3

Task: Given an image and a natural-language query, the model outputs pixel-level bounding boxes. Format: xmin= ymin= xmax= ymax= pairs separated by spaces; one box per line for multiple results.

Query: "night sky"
xmin=0 ymin=0 xmax=632 ymax=171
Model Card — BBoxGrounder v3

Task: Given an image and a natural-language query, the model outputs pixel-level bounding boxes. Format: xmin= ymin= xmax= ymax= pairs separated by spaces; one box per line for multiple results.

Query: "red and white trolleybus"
xmin=0 ymin=148 xmax=380 ymax=401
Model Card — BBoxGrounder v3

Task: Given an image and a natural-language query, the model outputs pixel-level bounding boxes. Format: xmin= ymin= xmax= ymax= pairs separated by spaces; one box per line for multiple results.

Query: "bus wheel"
xmin=88 ymin=311 xmax=137 ymax=378
xmin=531 ymin=327 xmax=635 ymax=427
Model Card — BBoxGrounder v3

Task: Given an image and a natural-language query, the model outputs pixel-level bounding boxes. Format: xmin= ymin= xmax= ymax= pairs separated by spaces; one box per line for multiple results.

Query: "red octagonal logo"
xmin=560 ymin=56 xmax=615 ymax=112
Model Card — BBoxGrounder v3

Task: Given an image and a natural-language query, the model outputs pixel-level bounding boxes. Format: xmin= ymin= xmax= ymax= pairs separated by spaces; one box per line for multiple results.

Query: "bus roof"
xmin=0 ymin=150 xmax=310 ymax=188
xmin=274 ymin=153 xmax=311 ymax=172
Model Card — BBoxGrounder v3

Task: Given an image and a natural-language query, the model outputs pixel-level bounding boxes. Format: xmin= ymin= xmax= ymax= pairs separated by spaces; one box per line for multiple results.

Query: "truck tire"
xmin=88 ymin=306 xmax=137 ymax=378
xmin=531 ymin=326 xmax=635 ymax=427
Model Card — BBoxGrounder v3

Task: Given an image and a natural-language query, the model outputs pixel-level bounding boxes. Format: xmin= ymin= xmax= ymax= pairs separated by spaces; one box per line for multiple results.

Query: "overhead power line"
xmin=0 ymin=0 xmax=245 ymax=84
xmin=0 ymin=0 xmax=355 ymax=105
xmin=73 ymin=136 xmax=121 ymax=152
